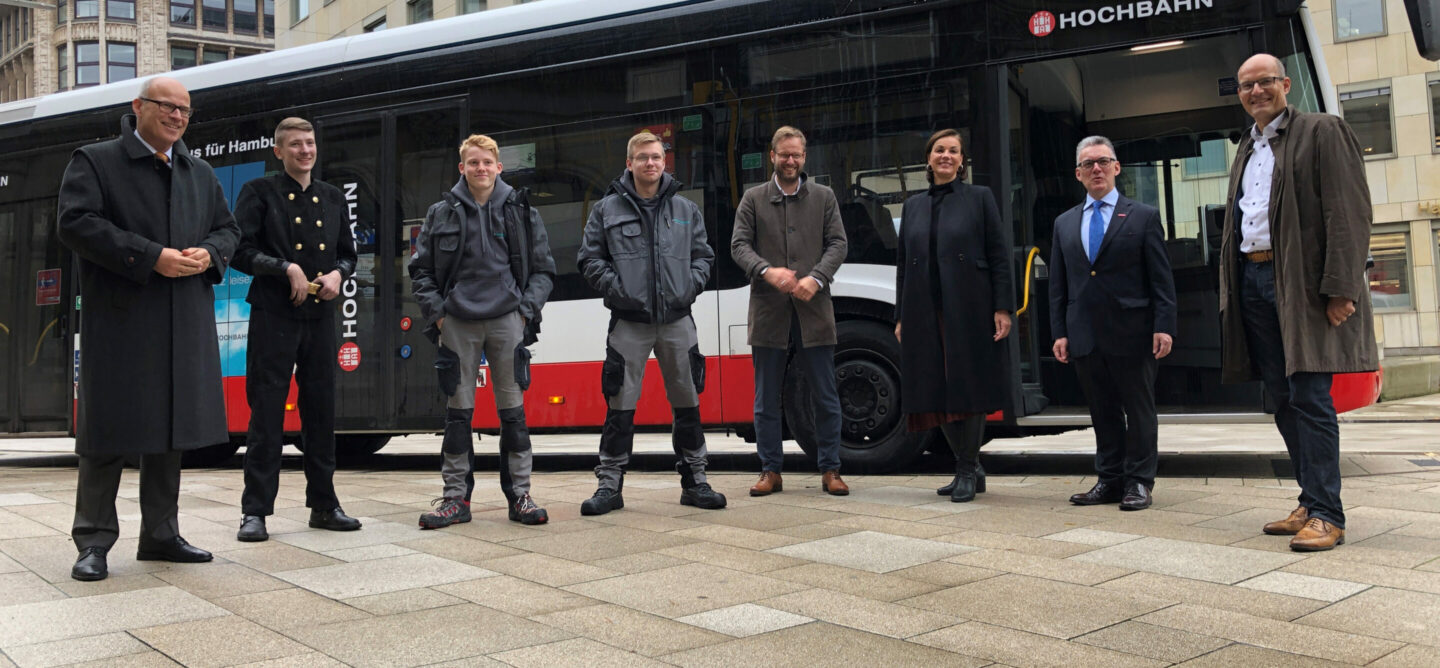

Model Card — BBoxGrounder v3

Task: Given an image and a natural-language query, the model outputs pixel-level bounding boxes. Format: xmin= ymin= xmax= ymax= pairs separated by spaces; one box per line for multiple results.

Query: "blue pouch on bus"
xmin=435 ymin=344 xmax=460 ymax=397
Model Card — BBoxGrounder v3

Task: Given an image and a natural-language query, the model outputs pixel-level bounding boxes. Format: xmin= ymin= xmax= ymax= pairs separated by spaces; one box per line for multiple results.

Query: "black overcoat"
xmin=895 ymin=182 xmax=1014 ymax=414
xmin=57 ymin=115 xmax=240 ymax=455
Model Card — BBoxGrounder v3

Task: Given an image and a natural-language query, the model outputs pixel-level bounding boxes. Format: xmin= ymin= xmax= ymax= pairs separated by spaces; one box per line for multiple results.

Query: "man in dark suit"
xmin=1049 ymin=135 xmax=1176 ymax=511
xmin=57 ymin=77 xmax=240 ymax=581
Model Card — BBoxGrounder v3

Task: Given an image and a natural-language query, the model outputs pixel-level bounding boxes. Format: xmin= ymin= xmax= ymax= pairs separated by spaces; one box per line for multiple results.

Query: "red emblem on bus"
xmin=338 ymin=341 xmax=361 ymax=371
xmin=1029 ymin=11 xmax=1056 ymax=37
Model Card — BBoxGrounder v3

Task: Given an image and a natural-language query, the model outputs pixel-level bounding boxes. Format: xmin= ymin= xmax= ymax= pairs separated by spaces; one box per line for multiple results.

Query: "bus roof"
xmin=0 ymin=0 xmax=693 ymax=126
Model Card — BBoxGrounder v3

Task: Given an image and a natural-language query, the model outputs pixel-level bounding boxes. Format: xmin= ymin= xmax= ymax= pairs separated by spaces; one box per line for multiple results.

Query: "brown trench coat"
xmin=730 ymin=177 xmax=848 ymax=348
xmin=1219 ymin=106 xmax=1379 ymax=383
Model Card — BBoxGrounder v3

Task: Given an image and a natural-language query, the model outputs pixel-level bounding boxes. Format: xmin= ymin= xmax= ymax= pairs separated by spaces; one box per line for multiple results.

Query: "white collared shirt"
xmin=1238 ymin=112 xmax=1286 ymax=253
xmin=1080 ymin=187 xmax=1119 ymax=260
xmin=773 ymin=173 xmax=803 ymax=196
xmin=134 ymin=130 xmax=173 ymax=162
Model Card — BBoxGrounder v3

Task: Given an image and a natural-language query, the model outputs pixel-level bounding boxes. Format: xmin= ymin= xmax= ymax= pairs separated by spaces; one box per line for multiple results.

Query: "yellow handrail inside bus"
xmin=30 ymin=318 xmax=57 ymax=365
xmin=1016 ymin=246 xmax=1040 ymax=316
xmin=0 ymin=322 xmax=9 ymax=335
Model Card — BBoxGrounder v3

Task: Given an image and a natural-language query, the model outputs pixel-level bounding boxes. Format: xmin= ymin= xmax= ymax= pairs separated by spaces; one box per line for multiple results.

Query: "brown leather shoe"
xmin=1263 ymin=506 xmax=1309 ymax=535
xmin=821 ymin=471 xmax=849 ymax=496
xmin=1290 ymin=517 xmax=1345 ymax=552
xmin=749 ymin=471 xmax=782 ymax=496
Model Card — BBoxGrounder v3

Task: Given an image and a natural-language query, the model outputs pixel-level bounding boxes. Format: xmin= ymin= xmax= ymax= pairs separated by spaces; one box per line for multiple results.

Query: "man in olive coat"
xmin=57 ymin=77 xmax=240 ymax=581
xmin=1220 ymin=54 xmax=1378 ymax=551
xmin=731 ymin=126 xmax=849 ymax=496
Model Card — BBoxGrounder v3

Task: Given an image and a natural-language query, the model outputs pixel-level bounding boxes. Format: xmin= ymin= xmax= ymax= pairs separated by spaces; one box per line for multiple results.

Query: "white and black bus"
xmin=0 ymin=0 xmax=1387 ymax=469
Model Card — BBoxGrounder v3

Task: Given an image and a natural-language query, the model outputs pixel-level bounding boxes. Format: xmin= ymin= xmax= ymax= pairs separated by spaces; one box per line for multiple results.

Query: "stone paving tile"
xmin=1099 ymin=571 xmax=1325 ymax=620
xmin=838 ymin=485 xmax=964 ymax=508
xmin=273 ymin=552 xmax=497 ymax=599
xmin=587 ymin=551 xmax=689 ymax=574
xmin=0 ymin=494 xmax=54 ymax=507
xmin=922 ymin=507 xmax=1099 ymax=537
xmin=288 ymin=603 xmax=571 ymax=668
xmin=1070 ymin=536 xmax=1302 ymax=584
xmin=0 ymin=571 xmax=65 ymax=606
xmin=563 ymin=562 xmax=807 ymax=618
xmin=820 ymin=513 xmax=961 ymax=538
xmin=770 ymin=523 xmax=857 ymax=541
xmin=1138 ymin=603 xmax=1403 ymax=664
xmin=760 ymin=587 xmax=960 ymax=638
xmin=131 ymin=615 xmax=313 ymax=668
xmin=1368 ymin=644 xmax=1440 ymax=668
xmin=0 ymin=586 xmax=227 ymax=646
xmin=909 ymin=621 xmax=1165 ymax=668
xmin=0 ymin=552 xmax=23 ymax=574
xmin=767 ymin=530 xmax=977 ymax=573
xmin=1042 ymin=527 xmax=1142 ymax=547
xmin=269 ymin=519 xmax=422 ymax=552
xmin=669 ymin=524 xmax=804 ymax=551
xmin=947 ymin=549 xmax=1132 ymax=586
xmin=584 ymin=509 xmax=706 ymax=533
xmin=1236 ymin=571 xmax=1371 ymax=602
xmin=342 ymin=587 xmax=466 ymax=615
xmin=662 ymin=620 xmax=982 ymax=667
xmin=695 ymin=505 xmax=848 ymax=531
xmin=888 ymin=561 xmax=1004 ymax=587
xmin=397 ymin=533 xmax=525 ymax=565
xmin=763 ymin=562 xmax=943 ymax=601
xmin=0 ymin=517 xmax=61 ymax=540
xmin=150 ymin=562 xmax=291 ymax=600
xmin=490 ymin=637 xmax=672 ymax=668
xmin=1078 ymin=516 xmax=1257 ymax=545
xmin=504 ymin=525 xmax=694 ymax=562
xmin=1282 ymin=555 xmax=1440 ymax=595
xmin=674 ymin=603 xmax=813 ymax=637
xmin=1296 ymin=586 xmax=1440 ymax=645
xmin=477 ymin=552 xmax=620 ymax=587
xmin=1172 ymin=644 xmax=1348 ymax=667
xmin=530 ymin=603 xmax=729 ymax=657
xmin=214 ymin=586 xmax=370 ymax=631
xmin=900 ymin=573 xmax=1168 ymax=639
xmin=437 ymin=575 xmax=598 ymax=617
xmin=51 ymin=573 xmax=168 ymax=598
xmin=321 ymin=543 xmax=416 ymax=562
xmin=1072 ymin=621 xmax=1230 ymax=663
xmin=931 ymin=529 xmax=1098 ymax=558
xmin=231 ymin=653 xmax=350 ymax=668
xmin=2 ymin=632 xmax=149 ymax=668
xmin=66 ymin=651 xmax=181 ymax=667
xmin=220 ymin=542 xmax=344 ymax=572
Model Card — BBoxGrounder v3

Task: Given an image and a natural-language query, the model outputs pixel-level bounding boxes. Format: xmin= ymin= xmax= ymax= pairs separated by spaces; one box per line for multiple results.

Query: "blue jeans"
xmin=1240 ymin=260 xmax=1344 ymax=528
xmin=753 ymin=316 xmax=842 ymax=473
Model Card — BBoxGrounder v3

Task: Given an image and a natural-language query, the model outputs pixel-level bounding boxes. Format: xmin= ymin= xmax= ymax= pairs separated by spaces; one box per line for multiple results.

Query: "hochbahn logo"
xmin=1029 ymin=0 xmax=1215 ymax=37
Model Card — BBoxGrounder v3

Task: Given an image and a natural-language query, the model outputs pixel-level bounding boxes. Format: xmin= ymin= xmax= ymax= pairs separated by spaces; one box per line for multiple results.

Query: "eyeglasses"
xmin=1076 ymin=157 xmax=1118 ymax=169
xmin=1237 ymin=76 xmax=1284 ymax=93
xmin=774 ymin=152 xmax=805 ymax=161
xmin=630 ymin=154 xmax=665 ymax=164
xmin=139 ymin=97 xmax=194 ymax=118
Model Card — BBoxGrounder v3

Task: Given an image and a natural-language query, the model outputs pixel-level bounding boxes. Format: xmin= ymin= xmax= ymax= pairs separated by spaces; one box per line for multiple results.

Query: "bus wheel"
xmin=336 ymin=435 xmax=391 ymax=457
xmin=181 ymin=438 xmax=242 ymax=468
xmin=783 ymin=319 xmax=921 ymax=474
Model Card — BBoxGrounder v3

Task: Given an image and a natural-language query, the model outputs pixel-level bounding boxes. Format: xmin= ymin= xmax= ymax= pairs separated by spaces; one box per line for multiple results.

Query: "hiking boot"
xmin=508 ymin=494 xmax=549 ymax=525
xmin=418 ymin=497 xmax=470 ymax=529
xmin=580 ymin=488 xmax=624 ymax=516
xmin=680 ymin=482 xmax=727 ymax=510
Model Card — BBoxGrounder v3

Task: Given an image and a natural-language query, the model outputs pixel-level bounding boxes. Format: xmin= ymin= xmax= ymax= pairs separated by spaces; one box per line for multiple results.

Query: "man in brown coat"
xmin=1219 ymin=54 xmax=1378 ymax=551
xmin=731 ymin=126 xmax=849 ymax=496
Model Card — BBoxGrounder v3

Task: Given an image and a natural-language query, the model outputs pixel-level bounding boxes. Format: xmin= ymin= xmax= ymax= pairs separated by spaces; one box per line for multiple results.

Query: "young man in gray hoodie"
xmin=410 ymin=134 xmax=555 ymax=527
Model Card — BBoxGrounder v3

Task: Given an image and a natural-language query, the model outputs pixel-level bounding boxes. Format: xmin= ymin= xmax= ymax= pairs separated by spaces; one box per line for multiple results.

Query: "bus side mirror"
xmin=1406 ymin=0 xmax=1440 ymax=61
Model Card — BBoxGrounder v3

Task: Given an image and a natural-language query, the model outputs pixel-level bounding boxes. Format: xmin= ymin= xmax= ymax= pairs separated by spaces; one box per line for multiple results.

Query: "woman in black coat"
xmin=894 ymin=129 xmax=1013 ymax=502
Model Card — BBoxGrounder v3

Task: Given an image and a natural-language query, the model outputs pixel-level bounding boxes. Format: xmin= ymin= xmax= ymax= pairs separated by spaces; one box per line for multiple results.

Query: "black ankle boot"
xmin=951 ymin=467 xmax=978 ymax=503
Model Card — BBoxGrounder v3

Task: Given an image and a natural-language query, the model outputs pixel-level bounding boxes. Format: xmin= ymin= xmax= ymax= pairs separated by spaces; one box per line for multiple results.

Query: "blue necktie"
xmin=1087 ymin=200 xmax=1105 ymax=264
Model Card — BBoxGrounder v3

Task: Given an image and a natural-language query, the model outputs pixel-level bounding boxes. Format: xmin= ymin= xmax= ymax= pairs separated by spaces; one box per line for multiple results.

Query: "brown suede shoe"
xmin=1263 ymin=506 xmax=1309 ymax=535
xmin=1290 ymin=517 xmax=1345 ymax=552
xmin=821 ymin=471 xmax=849 ymax=496
xmin=749 ymin=471 xmax=782 ymax=496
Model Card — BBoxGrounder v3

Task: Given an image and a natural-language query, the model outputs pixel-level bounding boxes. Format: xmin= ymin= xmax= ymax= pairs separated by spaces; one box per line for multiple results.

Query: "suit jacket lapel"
xmin=1063 ymin=205 xmax=1090 ymax=268
xmin=1092 ymin=196 xmax=1132 ymax=264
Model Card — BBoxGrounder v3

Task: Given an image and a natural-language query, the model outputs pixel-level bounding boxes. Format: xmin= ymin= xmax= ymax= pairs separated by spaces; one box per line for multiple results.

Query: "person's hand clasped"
xmin=285 ymin=263 xmax=310 ymax=306
xmin=1326 ymin=296 xmax=1356 ymax=327
xmin=155 ymin=247 xmax=205 ymax=278
xmin=315 ymin=270 xmax=343 ymax=301
xmin=764 ymin=266 xmax=798 ymax=294
xmin=792 ymin=277 xmax=820 ymax=302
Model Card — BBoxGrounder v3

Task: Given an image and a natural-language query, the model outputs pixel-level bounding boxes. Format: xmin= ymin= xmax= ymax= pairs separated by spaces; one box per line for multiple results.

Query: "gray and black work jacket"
xmin=577 ymin=171 xmax=713 ymax=324
xmin=410 ymin=176 xmax=556 ymax=345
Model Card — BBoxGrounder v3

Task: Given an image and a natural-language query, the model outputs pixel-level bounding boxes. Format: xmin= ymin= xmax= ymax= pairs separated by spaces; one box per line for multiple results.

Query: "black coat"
xmin=895 ymin=182 xmax=1014 ymax=414
xmin=232 ymin=173 xmax=357 ymax=318
xmin=56 ymin=115 xmax=240 ymax=455
xmin=1049 ymin=194 xmax=1177 ymax=358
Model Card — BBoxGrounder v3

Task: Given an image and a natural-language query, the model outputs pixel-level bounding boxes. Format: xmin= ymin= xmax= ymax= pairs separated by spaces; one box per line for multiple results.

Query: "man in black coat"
xmin=232 ymin=117 xmax=362 ymax=542
xmin=57 ymin=77 xmax=240 ymax=581
xmin=1049 ymin=135 xmax=1177 ymax=511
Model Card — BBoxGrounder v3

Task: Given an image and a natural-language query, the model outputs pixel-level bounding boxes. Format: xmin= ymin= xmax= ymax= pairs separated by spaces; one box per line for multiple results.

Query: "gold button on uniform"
xmin=319 ymin=243 xmax=326 ymax=251
xmin=295 ymin=243 xmax=303 ymax=250
xmin=312 ymin=196 xmax=320 ymax=203
xmin=315 ymin=220 xmax=323 ymax=227
xmin=294 ymin=217 xmax=301 ymax=224
xmin=1090 ymin=270 xmax=1096 ymax=276
xmin=288 ymin=193 xmax=295 ymax=201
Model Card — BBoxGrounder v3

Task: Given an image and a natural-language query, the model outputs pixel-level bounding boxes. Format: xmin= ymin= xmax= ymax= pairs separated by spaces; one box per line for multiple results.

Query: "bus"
xmin=0 ymin=0 xmax=1388 ymax=470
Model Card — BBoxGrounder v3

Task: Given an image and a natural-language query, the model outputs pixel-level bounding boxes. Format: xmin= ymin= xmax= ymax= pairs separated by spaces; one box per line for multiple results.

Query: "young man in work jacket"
xmin=410 ymin=134 xmax=556 ymax=528
xmin=575 ymin=131 xmax=727 ymax=515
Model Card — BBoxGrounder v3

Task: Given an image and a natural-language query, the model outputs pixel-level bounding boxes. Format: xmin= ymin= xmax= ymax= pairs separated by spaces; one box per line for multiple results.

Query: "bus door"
xmin=316 ymin=100 xmax=467 ymax=436
xmin=0 ymin=198 xmax=73 ymax=433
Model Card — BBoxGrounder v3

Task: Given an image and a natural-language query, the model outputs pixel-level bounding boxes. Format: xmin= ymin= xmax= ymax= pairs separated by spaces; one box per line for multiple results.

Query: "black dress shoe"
xmin=1120 ymin=483 xmax=1153 ymax=511
xmin=136 ymin=536 xmax=213 ymax=563
xmin=1070 ymin=481 xmax=1125 ymax=506
xmin=237 ymin=515 xmax=268 ymax=542
xmin=72 ymin=546 xmax=109 ymax=581
xmin=309 ymin=507 xmax=362 ymax=531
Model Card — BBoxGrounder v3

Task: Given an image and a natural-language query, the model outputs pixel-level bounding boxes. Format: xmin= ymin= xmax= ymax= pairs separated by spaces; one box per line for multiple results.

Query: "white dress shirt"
xmin=1238 ymin=112 xmax=1286 ymax=253
xmin=134 ymin=131 xmax=173 ymax=162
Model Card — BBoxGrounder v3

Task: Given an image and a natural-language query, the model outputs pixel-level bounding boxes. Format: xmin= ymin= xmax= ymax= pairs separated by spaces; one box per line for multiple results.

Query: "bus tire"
xmin=336 ymin=434 xmax=390 ymax=457
xmin=181 ymin=439 xmax=242 ymax=468
xmin=783 ymin=319 xmax=921 ymax=474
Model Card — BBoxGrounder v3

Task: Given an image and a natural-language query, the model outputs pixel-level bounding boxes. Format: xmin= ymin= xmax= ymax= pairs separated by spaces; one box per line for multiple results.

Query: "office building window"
xmin=203 ymin=0 xmax=226 ymax=31
xmin=1334 ymin=0 xmax=1385 ymax=41
xmin=1369 ymin=231 xmax=1411 ymax=310
xmin=291 ymin=0 xmax=308 ymax=25
xmin=263 ymin=0 xmax=273 ymax=36
xmin=234 ymin=0 xmax=257 ymax=33
xmin=75 ymin=41 xmax=100 ymax=87
xmin=460 ymin=0 xmax=485 ymax=13
xmin=107 ymin=0 xmax=135 ymax=20
xmin=1182 ymin=139 xmax=1229 ymax=179
xmin=56 ymin=45 xmax=68 ymax=91
xmin=75 ymin=0 xmax=98 ymax=19
xmin=171 ymin=0 xmax=194 ymax=25
xmin=203 ymin=47 xmax=226 ymax=64
xmin=1430 ymin=76 xmax=1439 ymax=152
xmin=364 ymin=15 xmax=385 ymax=31
xmin=107 ymin=42 xmax=135 ymax=82
xmin=171 ymin=44 xmax=197 ymax=69
xmin=408 ymin=0 xmax=431 ymax=24
xmin=57 ymin=0 xmax=68 ymax=24
xmin=1340 ymin=85 xmax=1394 ymax=157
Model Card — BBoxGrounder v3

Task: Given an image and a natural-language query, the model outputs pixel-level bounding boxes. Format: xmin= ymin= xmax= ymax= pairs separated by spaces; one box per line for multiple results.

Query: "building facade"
xmin=276 ymin=0 xmax=534 ymax=48
xmin=0 ymin=0 xmax=274 ymax=103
